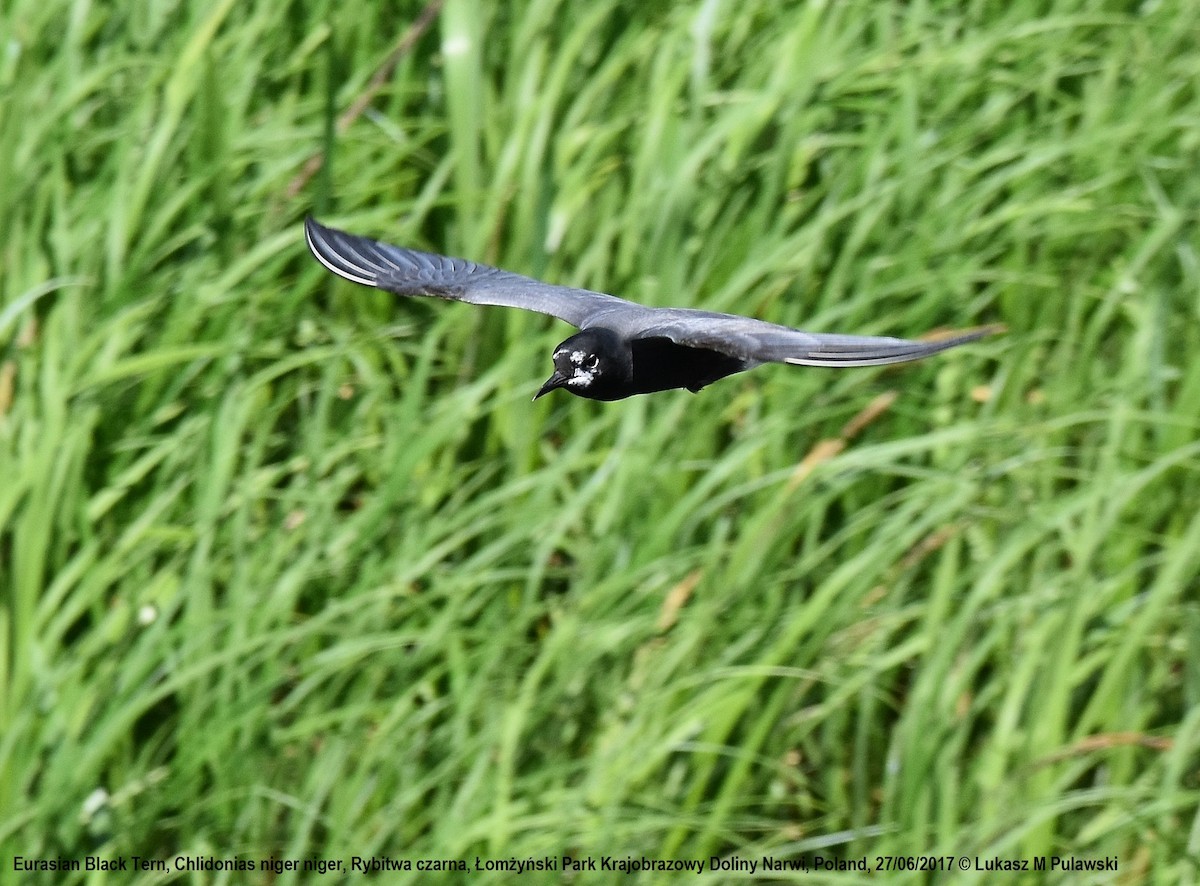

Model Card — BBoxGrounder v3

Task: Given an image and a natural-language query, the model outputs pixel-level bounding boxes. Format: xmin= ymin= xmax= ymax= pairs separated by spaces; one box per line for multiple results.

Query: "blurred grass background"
xmin=2 ymin=0 xmax=1199 ymax=882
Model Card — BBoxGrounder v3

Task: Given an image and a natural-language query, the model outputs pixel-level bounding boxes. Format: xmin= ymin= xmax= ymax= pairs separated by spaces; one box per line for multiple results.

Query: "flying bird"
xmin=305 ymin=218 xmax=998 ymax=401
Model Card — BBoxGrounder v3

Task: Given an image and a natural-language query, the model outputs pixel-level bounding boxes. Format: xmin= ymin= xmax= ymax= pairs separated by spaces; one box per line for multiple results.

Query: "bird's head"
xmin=535 ymin=328 xmax=633 ymax=401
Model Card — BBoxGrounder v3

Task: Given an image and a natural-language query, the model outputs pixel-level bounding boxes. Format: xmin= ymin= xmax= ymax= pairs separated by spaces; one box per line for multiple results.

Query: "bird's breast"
xmin=629 ymin=337 xmax=751 ymax=395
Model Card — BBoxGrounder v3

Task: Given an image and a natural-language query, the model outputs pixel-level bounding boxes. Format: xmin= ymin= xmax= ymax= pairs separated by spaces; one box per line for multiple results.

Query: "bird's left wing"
xmin=305 ymin=218 xmax=631 ymax=328
xmin=632 ymin=310 xmax=1001 ymax=367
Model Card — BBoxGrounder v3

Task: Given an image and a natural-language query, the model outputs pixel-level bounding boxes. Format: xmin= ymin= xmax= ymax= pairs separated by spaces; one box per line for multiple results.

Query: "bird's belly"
xmin=629 ymin=337 xmax=750 ymax=395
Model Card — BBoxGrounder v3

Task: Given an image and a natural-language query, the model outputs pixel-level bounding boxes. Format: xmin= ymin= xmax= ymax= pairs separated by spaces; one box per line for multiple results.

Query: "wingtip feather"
xmin=782 ymin=323 xmax=1003 ymax=368
xmin=304 ymin=217 xmax=382 ymax=287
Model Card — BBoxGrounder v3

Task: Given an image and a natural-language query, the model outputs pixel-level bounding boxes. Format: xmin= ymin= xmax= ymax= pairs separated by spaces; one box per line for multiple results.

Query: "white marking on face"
xmin=568 ymin=368 xmax=595 ymax=386
xmin=570 ymin=350 xmax=587 ymax=365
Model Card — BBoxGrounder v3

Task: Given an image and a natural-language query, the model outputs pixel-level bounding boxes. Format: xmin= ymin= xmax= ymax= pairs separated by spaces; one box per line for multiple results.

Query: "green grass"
xmin=2 ymin=0 xmax=1199 ymax=882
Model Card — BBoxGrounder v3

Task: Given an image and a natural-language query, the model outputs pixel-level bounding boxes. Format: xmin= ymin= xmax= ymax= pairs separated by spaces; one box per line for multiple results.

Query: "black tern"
xmin=305 ymin=218 xmax=998 ymax=401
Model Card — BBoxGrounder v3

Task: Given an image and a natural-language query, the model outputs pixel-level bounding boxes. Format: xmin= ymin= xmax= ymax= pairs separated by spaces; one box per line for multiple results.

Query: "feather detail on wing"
xmin=633 ymin=311 xmax=1002 ymax=367
xmin=304 ymin=218 xmax=630 ymax=327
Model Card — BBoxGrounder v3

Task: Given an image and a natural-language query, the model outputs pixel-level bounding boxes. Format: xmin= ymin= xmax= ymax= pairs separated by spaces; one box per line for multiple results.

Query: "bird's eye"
xmin=586 ymin=355 xmax=599 ymax=369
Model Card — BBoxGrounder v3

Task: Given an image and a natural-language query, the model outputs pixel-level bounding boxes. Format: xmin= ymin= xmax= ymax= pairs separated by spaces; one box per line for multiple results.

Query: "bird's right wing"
xmin=305 ymin=218 xmax=631 ymax=328
xmin=633 ymin=310 xmax=1001 ymax=367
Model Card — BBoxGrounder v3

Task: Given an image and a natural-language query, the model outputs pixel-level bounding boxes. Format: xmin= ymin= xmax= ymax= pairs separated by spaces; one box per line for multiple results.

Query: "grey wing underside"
xmin=633 ymin=310 xmax=1000 ymax=368
xmin=304 ymin=218 xmax=631 ymax=328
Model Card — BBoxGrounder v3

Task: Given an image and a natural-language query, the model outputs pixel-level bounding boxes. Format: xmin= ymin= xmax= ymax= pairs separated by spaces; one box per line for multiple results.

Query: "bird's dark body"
xmin=304 ymin=218 xmax=997 ymax=401
xmin=546 ymin=331 xmax=750 ymax=401
xmin=629 ymin=337 xmax=751 ymax=397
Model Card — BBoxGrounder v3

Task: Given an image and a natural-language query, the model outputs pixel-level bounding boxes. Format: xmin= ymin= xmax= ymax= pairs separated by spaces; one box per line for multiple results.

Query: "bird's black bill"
xmin=534 ymin=371 xmax=569 ymax=400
